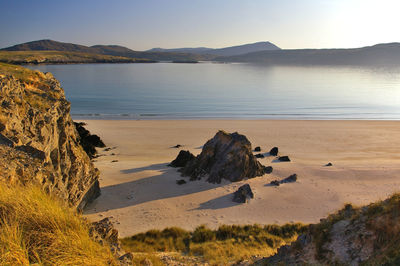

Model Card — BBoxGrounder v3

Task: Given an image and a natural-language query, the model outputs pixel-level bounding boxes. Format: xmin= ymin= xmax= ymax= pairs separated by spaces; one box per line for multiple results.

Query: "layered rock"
xmin=0 ymin=66 xmax=100 ymax=209
xmin=181 ymin=130 xmax=266 ymax=183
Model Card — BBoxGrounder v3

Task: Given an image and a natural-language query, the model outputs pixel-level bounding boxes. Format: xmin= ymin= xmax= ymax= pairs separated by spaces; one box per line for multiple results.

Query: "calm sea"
xmin=28 ymin=62 xmax=400 ymax=120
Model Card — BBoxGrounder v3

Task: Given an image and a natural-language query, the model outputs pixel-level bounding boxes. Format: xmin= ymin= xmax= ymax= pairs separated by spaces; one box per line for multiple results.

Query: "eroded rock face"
xmin=181 ymin=130 xmax=266 ymax=183
xmin=0 ymin=73 xmax=100 ymax=209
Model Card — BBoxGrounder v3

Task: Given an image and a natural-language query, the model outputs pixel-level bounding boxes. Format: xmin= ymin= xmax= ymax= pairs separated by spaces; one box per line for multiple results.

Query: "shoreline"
xmin=72 ymin=115 xmax=400 ymax=121
xmin=82 ymin=119 xmax=400 ymax=237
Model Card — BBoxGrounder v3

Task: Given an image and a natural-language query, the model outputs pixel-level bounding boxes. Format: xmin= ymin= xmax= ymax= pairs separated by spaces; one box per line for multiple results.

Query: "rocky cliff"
xmin=257 ymin=194 xmax=400 ymax=265
xmin=0 ymin=63 xmax=100 ymax=209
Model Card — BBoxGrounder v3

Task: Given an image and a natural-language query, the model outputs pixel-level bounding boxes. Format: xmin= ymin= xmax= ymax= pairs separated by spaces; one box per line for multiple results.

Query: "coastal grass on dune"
xmin=121 ymin=223 xmax=307 ymax=265
xmin=0 ymin=183 xmax=117 ymax=265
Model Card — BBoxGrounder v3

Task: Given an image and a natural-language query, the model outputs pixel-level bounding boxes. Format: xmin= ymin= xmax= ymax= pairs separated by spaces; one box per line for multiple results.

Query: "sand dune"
xmin=82 ymin=120 xmax=400 ymax=237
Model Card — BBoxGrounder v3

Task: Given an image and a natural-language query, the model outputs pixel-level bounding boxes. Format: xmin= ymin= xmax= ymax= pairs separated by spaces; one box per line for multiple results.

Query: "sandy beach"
xmin=82 ymin=120 xmax=400 ymax=237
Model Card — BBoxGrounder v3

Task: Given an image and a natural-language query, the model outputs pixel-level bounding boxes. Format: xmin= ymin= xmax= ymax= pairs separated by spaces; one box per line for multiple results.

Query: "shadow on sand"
xmin=120 ymin=163 xmax=169 ymax=174
xmin=85 ymin=163 xmax=234 ymax=214
xmin=193 ymin=194 xmax=238 ymax=210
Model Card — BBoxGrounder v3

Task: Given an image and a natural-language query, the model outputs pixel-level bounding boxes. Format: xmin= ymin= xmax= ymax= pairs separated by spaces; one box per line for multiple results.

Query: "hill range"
xmin=2 ymin=39 xmax=400 ymax=65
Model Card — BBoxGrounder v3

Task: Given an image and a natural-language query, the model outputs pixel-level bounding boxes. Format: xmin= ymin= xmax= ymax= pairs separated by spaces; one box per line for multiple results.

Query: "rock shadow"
xmin=84 ymin=163 xmax=224 ymax=214
xmin=120 ymin=163 xmax=168 ymax=174
xmin=193 ymin=194 xmax=238 ymax=210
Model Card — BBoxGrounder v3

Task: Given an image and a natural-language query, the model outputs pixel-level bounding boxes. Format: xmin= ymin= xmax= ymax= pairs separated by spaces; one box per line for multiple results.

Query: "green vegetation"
xmin=122 ymin=223 xmax=306 ymax=265
xmin=0 ymin=182 xmax=117 ymax=265
xmin=0 ymin=50 xmax=156 ymax=65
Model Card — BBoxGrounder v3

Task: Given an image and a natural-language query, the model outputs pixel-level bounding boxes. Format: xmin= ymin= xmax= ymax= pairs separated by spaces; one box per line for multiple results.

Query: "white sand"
xmin=82 ymin=120 xmax=400 ymax=237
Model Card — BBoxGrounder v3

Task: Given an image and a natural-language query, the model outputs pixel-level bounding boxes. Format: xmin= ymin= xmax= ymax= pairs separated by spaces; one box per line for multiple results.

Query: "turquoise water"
xmin=28 ymin=62 xmax=400 ymax=120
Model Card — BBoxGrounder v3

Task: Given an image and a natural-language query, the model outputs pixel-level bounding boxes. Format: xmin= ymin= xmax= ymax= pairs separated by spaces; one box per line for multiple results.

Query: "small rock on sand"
xmin=278 ymin=156 xmax=290 ymax=162
xmin=269 ymin=147 xmax=279 ymax=156
xmin=233 ymin=184 xmax=254 ymax=203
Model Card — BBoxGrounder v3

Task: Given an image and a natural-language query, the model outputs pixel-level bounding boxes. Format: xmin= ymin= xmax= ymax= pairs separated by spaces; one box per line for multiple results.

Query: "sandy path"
xmin=82 ymin=120 xmax=400 ymax=237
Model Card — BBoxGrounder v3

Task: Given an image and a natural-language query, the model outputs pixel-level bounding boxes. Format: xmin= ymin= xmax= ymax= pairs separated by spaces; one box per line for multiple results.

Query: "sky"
xmin=0 ymin=0 xmax=399 ymax=50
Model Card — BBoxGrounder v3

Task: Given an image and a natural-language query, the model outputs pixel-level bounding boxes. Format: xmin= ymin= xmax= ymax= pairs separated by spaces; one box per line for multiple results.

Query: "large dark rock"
xmin=269 ymin=147 xmax=279 ymax=156
xmin=169 ymin=150 xmax=195 ymax=168
xmin=74 ymin=122 xmax=106 ymax=159
xmin=181 ymin=130 xmax=266 ymax=183
xmin=233 ymin=184 xmax=254 ymax=203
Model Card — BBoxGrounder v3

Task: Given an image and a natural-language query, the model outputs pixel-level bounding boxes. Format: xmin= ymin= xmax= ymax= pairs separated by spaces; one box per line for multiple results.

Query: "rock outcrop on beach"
xmin=181 ymin=130 xmax=266 ymax=183
xmin=0 ymin=64 xmax=100 ymax=209
xmin=257 ymin=195 xmax=400 ymax=265
xmin=74 ymin=121 xmax=106 ymax=158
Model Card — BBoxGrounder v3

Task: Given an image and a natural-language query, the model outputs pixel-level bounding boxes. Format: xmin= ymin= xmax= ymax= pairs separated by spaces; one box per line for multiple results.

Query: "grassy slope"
xmin=0 ymin=182 xmax=118 ymax=265
xmin=121 ymin=223 xmax=306 ymax=265
xmin=0 ymin=50 xmax=156 ymax=64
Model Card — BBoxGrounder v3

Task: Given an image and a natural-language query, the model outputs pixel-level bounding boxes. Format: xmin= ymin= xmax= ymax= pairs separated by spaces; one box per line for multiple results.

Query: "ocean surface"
xmin=28 ymin=62 xmax=400 ymax=120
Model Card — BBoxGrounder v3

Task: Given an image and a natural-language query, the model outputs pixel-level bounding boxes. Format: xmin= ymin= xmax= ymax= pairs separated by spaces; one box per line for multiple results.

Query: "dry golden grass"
xmin=122 ymin=223 xmax=306 ymax=265
xmin=0 ymin=182 xmax=118 ymax=265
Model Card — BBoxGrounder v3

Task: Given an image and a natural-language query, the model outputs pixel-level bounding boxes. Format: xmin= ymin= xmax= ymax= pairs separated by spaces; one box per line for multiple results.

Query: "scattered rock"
xmin=264 ymin=166 xmax=273 ymax=174
xmin=281 ymin=174 xmax=297 ymax=183
xmin=269 ymin=147 xmax=279 ymax=156
xmin=254 ymin=146 xmax=261 ymax=152
xmin=181 ymin=130 xmax=265 ymax=183
xmin=278 ymin=156 xmax=290 ymax=162
xmin=168 ymin=150 xmax=195 ymax=168
xmin=325 ymin=162 xmax=333 ymax=166
xmin=89 ymin=218 xmax=120 ymax=254
xmin=104 ymin=147 xmax=112 ymax=151
xmin=118 ymin=252 xmax=134 ymax=265
xmin=172 ymin=144 xmax=182 ymax=148
xmin=270 ymin=180 xmax=280 ymax=186
xmin=255 ymin=153 xmax=265 ymax=158
xmin=111 ymin=160 xmax=118 ymax=163
xmin=233 ymin=184 xmax=254 ymax=203
xmin=176 ymin=179 xmax=187 ymax=185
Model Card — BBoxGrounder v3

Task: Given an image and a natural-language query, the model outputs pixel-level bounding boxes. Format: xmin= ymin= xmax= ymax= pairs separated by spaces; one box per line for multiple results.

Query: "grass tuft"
xmin=0 ymin=182 xmax=117 ymax=265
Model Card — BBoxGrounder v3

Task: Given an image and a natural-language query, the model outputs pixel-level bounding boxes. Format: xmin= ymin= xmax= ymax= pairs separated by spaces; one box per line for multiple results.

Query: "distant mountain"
xmin=147 ymin=41 xmax=281 ymax=56
xmin=2 ymin=39 xmax=94 ymax=53
xmin=147 ymin=47 xmax=213 ymax=54
xmin=1 ymin=39 xmax=215 ymax=61
xmin=216 ymin=43 xmax=400 ymax=65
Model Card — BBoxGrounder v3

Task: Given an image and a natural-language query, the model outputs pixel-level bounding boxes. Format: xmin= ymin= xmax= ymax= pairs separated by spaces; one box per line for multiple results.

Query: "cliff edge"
xmin=0 ymin=63 xmax=100 ymax=209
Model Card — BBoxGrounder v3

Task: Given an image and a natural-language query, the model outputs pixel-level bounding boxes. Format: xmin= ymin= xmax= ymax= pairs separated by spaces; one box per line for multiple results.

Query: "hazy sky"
xmin=1 ymin=0 xmax=399 ymax=50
